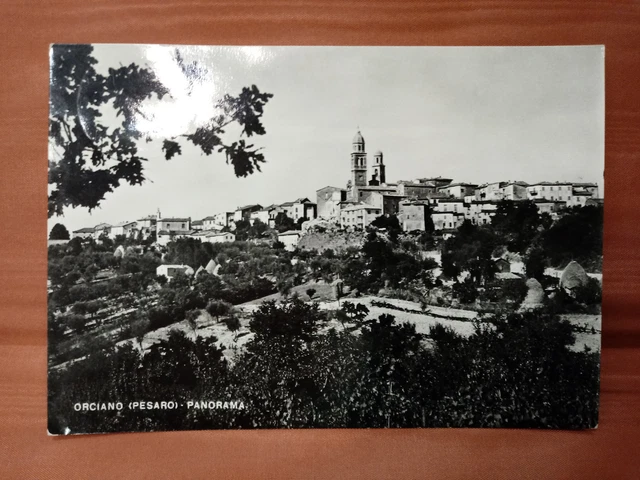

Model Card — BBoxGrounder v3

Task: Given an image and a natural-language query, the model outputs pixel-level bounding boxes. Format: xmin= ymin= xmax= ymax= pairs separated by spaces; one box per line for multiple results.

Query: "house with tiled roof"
xmin=233 ymin=204 xmax=263 ymax=223
xmin=109 ymin=221 xmax=137 ymax=239
xmin=72 ymin=227 xmax=95 ymax=239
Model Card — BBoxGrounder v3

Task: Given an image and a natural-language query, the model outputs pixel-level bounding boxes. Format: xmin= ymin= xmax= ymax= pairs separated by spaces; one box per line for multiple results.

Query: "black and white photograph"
xmin=47 ymin=44 xmax=604 ymax=434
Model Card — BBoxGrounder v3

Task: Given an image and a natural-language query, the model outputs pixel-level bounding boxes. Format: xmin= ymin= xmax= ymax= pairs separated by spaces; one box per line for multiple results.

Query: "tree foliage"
xmin=48 ymin=302 xmax=599 ymax=433
xmin=48 ymin=44 xmax=273 ymax=217
xmin=274 ymin=212 xmax=296 ymax=233
xmin=49 ymin=223 xmax=71 ymax=240
xmin=491 ymin=200 xmax=541 ymax=253
xmin=542 ymin=205 xmax=603 ymax=270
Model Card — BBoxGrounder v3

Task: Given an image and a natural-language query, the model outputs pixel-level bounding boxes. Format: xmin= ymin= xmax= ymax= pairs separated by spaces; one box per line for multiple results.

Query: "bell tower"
xmin=351 ymin=129 xmax=367 ymax=197
xmin=371 ymin=150 xmax=386 ymax=185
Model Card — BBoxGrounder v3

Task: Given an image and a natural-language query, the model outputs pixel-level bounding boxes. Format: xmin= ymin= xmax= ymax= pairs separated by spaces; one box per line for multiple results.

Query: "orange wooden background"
xmin=1 ymin=1 xmax=639 ymax=478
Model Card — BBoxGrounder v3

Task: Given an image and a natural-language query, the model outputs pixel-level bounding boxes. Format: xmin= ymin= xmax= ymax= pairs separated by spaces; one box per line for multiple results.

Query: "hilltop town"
xmin=67 ymin=129 xmax=602 ymax=252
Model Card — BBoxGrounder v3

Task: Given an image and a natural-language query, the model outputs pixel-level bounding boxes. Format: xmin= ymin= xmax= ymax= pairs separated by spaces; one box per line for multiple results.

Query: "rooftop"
xmin=316 ymin=185 xmax=346 ymax=193
xmin=237 ymin=204 xmax=262 ymax=211
xmin=528 ymin=181 xmax=573 ymax=186
xmin=398 ymin=180 xmax=436 ymax=187
xmin=439 ymin=182 xmax=478 ymax=188
xmin=357 ymin=185 xmax=397 ymax=191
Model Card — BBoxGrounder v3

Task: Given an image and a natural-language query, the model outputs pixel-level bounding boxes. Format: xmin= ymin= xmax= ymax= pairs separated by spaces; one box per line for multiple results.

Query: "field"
xmin=109 ymin=282 xmax=600 ymax=364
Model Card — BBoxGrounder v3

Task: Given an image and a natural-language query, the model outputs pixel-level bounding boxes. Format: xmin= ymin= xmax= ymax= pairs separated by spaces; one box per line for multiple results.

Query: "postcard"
xmin=47 ymin=44 xmax=604 ymax=434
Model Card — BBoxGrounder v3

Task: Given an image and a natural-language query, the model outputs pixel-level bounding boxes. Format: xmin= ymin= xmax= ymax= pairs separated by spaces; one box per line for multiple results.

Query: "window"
xmin=182 ymin=224 xmax=185 ymax=228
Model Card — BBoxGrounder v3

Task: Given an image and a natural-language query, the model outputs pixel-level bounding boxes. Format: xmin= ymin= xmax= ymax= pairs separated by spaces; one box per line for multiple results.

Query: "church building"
xmin=317 ymin=129 xmax=405 ymax=223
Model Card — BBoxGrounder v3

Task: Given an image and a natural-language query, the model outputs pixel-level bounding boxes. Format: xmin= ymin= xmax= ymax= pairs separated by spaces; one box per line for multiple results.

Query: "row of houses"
xmin=201 ymin=198 xmax=318 ymax=230
xmin=71 ymin=198 xmax=319 ymax=243
xmin=318 ymin=177 xmax=601 ymax=233
xmin=341 ymin=192 xmax=602 ymax=234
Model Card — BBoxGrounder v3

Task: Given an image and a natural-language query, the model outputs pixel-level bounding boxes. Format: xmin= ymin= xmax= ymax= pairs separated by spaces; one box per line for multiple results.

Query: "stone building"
xmin=431 ymin=211 xmax=464 ymax=231
xmin=109 ymin=221 xmax=137 ymax=239
xmin=340 ymin=203 xmax=383 ymax=229
xmin=438 ymin=183 xmax=478 ymax=199
xmin=475 ymin=181 xmax=528 ymax=201
xmin=137 ymin=216 xmax=157 ymax=229
xmin=526 ymin=182 xmax=573 ymax=202
xmin=156 ymin=264 xmax=194 ymax=280
xmin=155 ymin=211 xmax=191 ymax=245
xmin=234 ymin=204 xmax=263 ymax=223
xmin=396 ymin=180 xmax=439 ymax=200
xmin=280 ymin=198 xmax=317 ymax=222
xmin=92 ymin=223 xmax=111 ymax=240
xmin=249 ymin=208 xmax=271 ymax=225
xmin=205 ymin=232 xmax=236 ymax=244
xmin=398 ymin=202 xmax=431 ymax=232
xmin=277 ymin=230 xmax=302 ymax=251
xmin=316 ymin=186 xmax=346 ymax=219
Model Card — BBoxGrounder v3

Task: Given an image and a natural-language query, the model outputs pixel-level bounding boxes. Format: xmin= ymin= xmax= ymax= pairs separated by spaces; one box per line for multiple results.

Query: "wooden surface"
xmin=1 ymin=1 xmax=639 ymax=478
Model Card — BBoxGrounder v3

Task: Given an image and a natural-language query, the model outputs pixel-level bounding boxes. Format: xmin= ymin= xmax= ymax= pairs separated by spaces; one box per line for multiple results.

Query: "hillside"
xmin=297 ymin=225 xmax=366 ymax=252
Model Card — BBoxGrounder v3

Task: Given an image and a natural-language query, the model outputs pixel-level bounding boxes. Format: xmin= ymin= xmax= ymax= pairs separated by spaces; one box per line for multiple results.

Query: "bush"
xmin=206 ymin=300 xmax=232 ymax=322
xmin=452 ymin=278 xmax=478 ymax=304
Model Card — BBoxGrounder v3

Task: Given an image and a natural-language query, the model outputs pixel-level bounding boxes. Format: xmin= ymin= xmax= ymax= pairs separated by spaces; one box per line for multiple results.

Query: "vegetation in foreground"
xmin=48 ymin=298 xmax=599 ymax=433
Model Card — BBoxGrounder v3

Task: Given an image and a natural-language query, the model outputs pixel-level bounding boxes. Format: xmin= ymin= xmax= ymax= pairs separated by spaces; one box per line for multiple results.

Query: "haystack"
xmin=518 ymin=278 xmax=545 ymax=311
xmin=205 ymin=259 xmax=217 ymax=274
xmin=559 ymin=261 xmax=589 ymax=292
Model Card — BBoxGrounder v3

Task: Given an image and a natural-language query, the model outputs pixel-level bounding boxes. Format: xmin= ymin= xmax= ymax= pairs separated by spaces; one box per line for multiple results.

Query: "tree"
xmin=370 ymin=214 xmax=401 ymax=243
xmin=491 ymin=200 xmax=541 ymax=253
xmin=249 ymin=298 xmax=322 ymax=342
xmin=206 ymin=299 xmax=232 ymax=323
xmin=49 ymin=223 xmax=70 ymax=240
xmin=224 ymin=313 xmax=242 ymax=340
xmin=185 ymin=309 xmax=200 ymax=338
xmin=452 ymin=278 xmax=478 ymax=304
xmin=525 ymin=247 xmax=546 ymax=281
xmin=63 ymin=313 xmax=88 ymax=334
xmin=341 ymin=301 xmax=369 ymax=324
xmin=371 ymin=214 xmax=401 ymax=232
xmin=542 ymin=205 xmax=603 ymax=270
xmin=277 ymin=278 xmax=294 ymax=298
xmin=274 ymin=213 xmax=296 ymax=233
xmin=48 ymin=44 xmax=273 ymax=217
xmin=296 ymin=217 xmax=309 ymax=230
xmin=130 ymin=317 xmax=150 ymax=352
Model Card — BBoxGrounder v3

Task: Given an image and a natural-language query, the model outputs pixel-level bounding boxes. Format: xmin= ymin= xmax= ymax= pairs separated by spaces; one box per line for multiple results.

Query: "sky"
xmin=48 ymin=45 xmax=605 ymax=233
